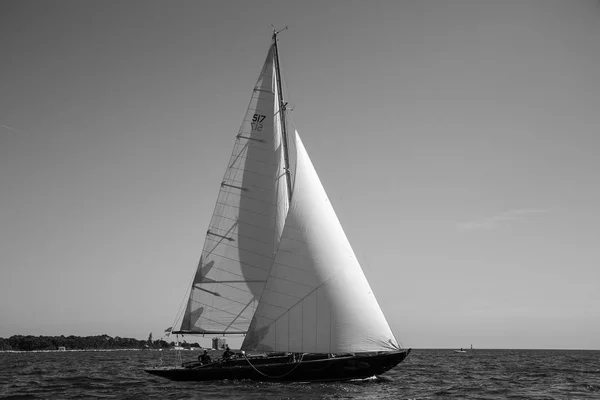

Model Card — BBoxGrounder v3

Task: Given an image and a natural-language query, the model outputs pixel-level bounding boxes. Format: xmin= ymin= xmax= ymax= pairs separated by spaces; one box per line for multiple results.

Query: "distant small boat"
xmin=454 ymin=345 xmax=473 ymax=353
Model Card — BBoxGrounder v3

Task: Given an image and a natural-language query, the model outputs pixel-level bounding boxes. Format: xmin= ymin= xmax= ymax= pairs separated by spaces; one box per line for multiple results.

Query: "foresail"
xmin=178 ymin=44 xmax=288 ymax=335
xmin=242 ymin=131 xmax=399 ymax=353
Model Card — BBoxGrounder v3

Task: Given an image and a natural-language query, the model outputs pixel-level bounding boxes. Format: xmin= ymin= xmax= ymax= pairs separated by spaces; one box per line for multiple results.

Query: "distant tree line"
xmin=0 ymin=334 xmax=201 ymax=351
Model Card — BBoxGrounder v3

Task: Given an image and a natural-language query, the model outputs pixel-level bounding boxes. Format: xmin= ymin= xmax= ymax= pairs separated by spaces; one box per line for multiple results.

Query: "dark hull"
xmin=145 ymin=349 xmax=411 ymax=382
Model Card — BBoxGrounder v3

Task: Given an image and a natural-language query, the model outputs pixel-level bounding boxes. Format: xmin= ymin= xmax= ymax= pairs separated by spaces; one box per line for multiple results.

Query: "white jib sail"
xmin=242 ymin=131 xmax=399 ymax=353
xmin=178 ymin=45 xmax=288 ymax=334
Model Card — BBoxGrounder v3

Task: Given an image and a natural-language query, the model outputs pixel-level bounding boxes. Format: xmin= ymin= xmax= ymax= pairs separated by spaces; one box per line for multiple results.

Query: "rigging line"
xmin=222 ymin=298 xmax=255 ymax=332
xmin=228 ymin=151 xmax=280 ymax=167
xmin=192 ymin=297 xmax=257 ymax=317
xmin=233 ymin=131 xmax=271 ymax=144
xmin=253 ymin=88 xmax=274 ymax=95
xmin=193 ymin=283 xmax=254 ymax=298
xmin=228 ymin=187 xmax=276 ymax=200
xmin=271 ymin=246 xmax=312 ymax=259
xmin=242 ymin=352 xmax=307 ymax=380
xmin=207 ymin=231 xmax=235 ymax=242
xmin=255 ymin=268 xmax=344 ymax=330
xmin=192 ymin=297 xmax=254 ymax=312
xmin=193 ymin=275 xmax=257 ymax=295
xmin=205 ymin=228 xmax=276 ymax=255
xmin=216 ymin=188 xmax=279 ymax=206
xmin=207 ymin=229 xmax=273 ymax=250
xmin=202 ymin=252 xmax=271 ymax=273
xmin=231 ymin=144 xmax=274 ymax=159
xmin=270 ymin=260 xmax=318 ymax=274
xmin=193 ymin=276 xmax=266 ymax=292
xmin=193 ymin=277 xmax=266 ymax=288
xmin=226 ymin=164 xmax=279 ymax=180
xmin=196 ymin=314 xmax=249 ymax=330
xmin=171 ymin=256 xmax=203 ymax=332
xmin=231 ymin=142 xmax=278 ymax=160
xmin=221 ymin=179 xmax=277 ymax=194
xmin=236 ymin=134 xmax=266 ymax=143
xmin=277 ymin=223 xmax=309 ymax=235
xmin=209 ymin=215 xmax=280 ymax=243
xmin=251 ymin=298 xmax=296 ymax=315
xmin=204 ymin=220 xmax=238 ymax=257
xmin=193 ymin=257 xmax=264 ymax=281
xmin=213 ymin=200 xmax=277 ymax=220
xmin=260 ymin=287 xmax=303 ymax=301
xmin=227 ymin=140 xmax=251 ymax=171
xmin=208 ymin=223 xmax=274 ymax=246
xmin=284 ymin=114 xmax=299 ymax=188
xmin=220 ymin=182 xmax=248 ymax=192
xmin=264 ymin=273 xmax=314 ymax=289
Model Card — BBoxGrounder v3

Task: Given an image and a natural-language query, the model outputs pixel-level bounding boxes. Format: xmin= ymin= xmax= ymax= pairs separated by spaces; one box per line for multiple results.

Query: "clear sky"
xmin=1 ymin=0 xmax=599 ymax=350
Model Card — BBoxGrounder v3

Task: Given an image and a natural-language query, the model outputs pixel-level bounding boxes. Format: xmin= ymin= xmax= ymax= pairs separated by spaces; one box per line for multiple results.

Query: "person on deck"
xmin=222 ymin=345 xmax=233 ymax=361
xmin=199 ymin=350 xmax=211 ymax=364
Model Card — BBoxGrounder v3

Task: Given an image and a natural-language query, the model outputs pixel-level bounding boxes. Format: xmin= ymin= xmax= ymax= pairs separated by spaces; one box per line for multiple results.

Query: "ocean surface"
xmin=1 ymin=349 xmax=598 ymax=399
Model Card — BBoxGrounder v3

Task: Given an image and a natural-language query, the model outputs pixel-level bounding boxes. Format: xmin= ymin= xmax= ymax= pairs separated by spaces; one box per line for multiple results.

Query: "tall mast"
xmin=272 ymin=28 xmax=292 ymax=203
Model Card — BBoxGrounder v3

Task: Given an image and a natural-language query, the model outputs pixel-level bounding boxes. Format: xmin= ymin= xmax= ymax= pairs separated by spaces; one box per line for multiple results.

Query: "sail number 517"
xmin=251 ymin=114 xmax=266 ymax=131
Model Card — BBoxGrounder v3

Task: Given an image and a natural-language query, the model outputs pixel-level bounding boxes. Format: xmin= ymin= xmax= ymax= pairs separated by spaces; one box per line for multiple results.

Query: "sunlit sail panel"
xmin=242 ymin=132 xmax=399 ymax=353
xmin=178 ymin=46 xmax=288 ymax=334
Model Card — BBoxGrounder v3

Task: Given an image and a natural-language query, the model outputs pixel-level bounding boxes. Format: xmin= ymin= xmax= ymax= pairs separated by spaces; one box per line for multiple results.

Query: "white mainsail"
xmin=241 ymin=131 xmax=399 ymax=353
xmin=178 ymin=45 xmax=288 ymax=334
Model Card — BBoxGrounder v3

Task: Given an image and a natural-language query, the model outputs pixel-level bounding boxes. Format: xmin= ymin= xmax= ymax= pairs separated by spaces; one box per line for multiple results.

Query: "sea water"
xmin=1 ymin=349 xmax=598 ymax=399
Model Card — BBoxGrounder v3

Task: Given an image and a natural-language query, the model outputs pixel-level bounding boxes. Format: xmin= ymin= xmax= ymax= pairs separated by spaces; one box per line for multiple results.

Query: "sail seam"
xmin=264 ymin=274 xmax=315 ymax=289
xmin=226 ymin=165 xmax=279 ymax=180
xmin=251 ymin=271 xmax=342 ymax=335
xmin=233 ymin=141 xmax=273 ymax=153
xmin=216 ymin=190 xmax=278 ymax=207
xmin=253 ymin=88 xmax=274 ymax=94
xmin=226 ymin=143 xmax=273 ymax=171
xmin=272 ymin=247 xmax=312 ymax=259
xmin=192 ymin=277 xmax=262 ymax=295
xmin=192 ymin=279 xmax=254 ymax=294
xmin=196 ymin=313 xmax=251 ymax=329
xmin=213 ymin=201 xmax=277 ymax=221
xmin=270 ymin=260 xmax=315 ymax=273
xmin=221 ymin=180 xmax=276 ymax=194
xmin=261 ymin=287 xmax=304 ymax=300
xmin=190 ymin=297 xmax=256 ymax=315
xmin=205 ymin=233 xmax=275 ymax=258
xmin=203 ymin=221 xmax=238 ymax=257
xmin=223 ymin=299 xmax=255 ymax=332
xmin=220 ymin=179 xmax=277 ymax=194
xmin=207 ymin=227 xmax=274 ymax=247
xmin=248 ymin=301 xmax=287 ymax=310
xmin=229 ymin=152 xmax=279 ymax=168
xmin=209 ymin=215 xmax=281 ymax=244
xmin=236 ymin=134 xmax=266 ymax=143
xmin=202 ymin=252 xmax=271 ymax=273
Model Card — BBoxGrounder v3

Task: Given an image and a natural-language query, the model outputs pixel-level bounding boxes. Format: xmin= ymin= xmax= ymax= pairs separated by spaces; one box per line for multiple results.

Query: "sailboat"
xmin=145 ymin=30 xmax=411 ymax=382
